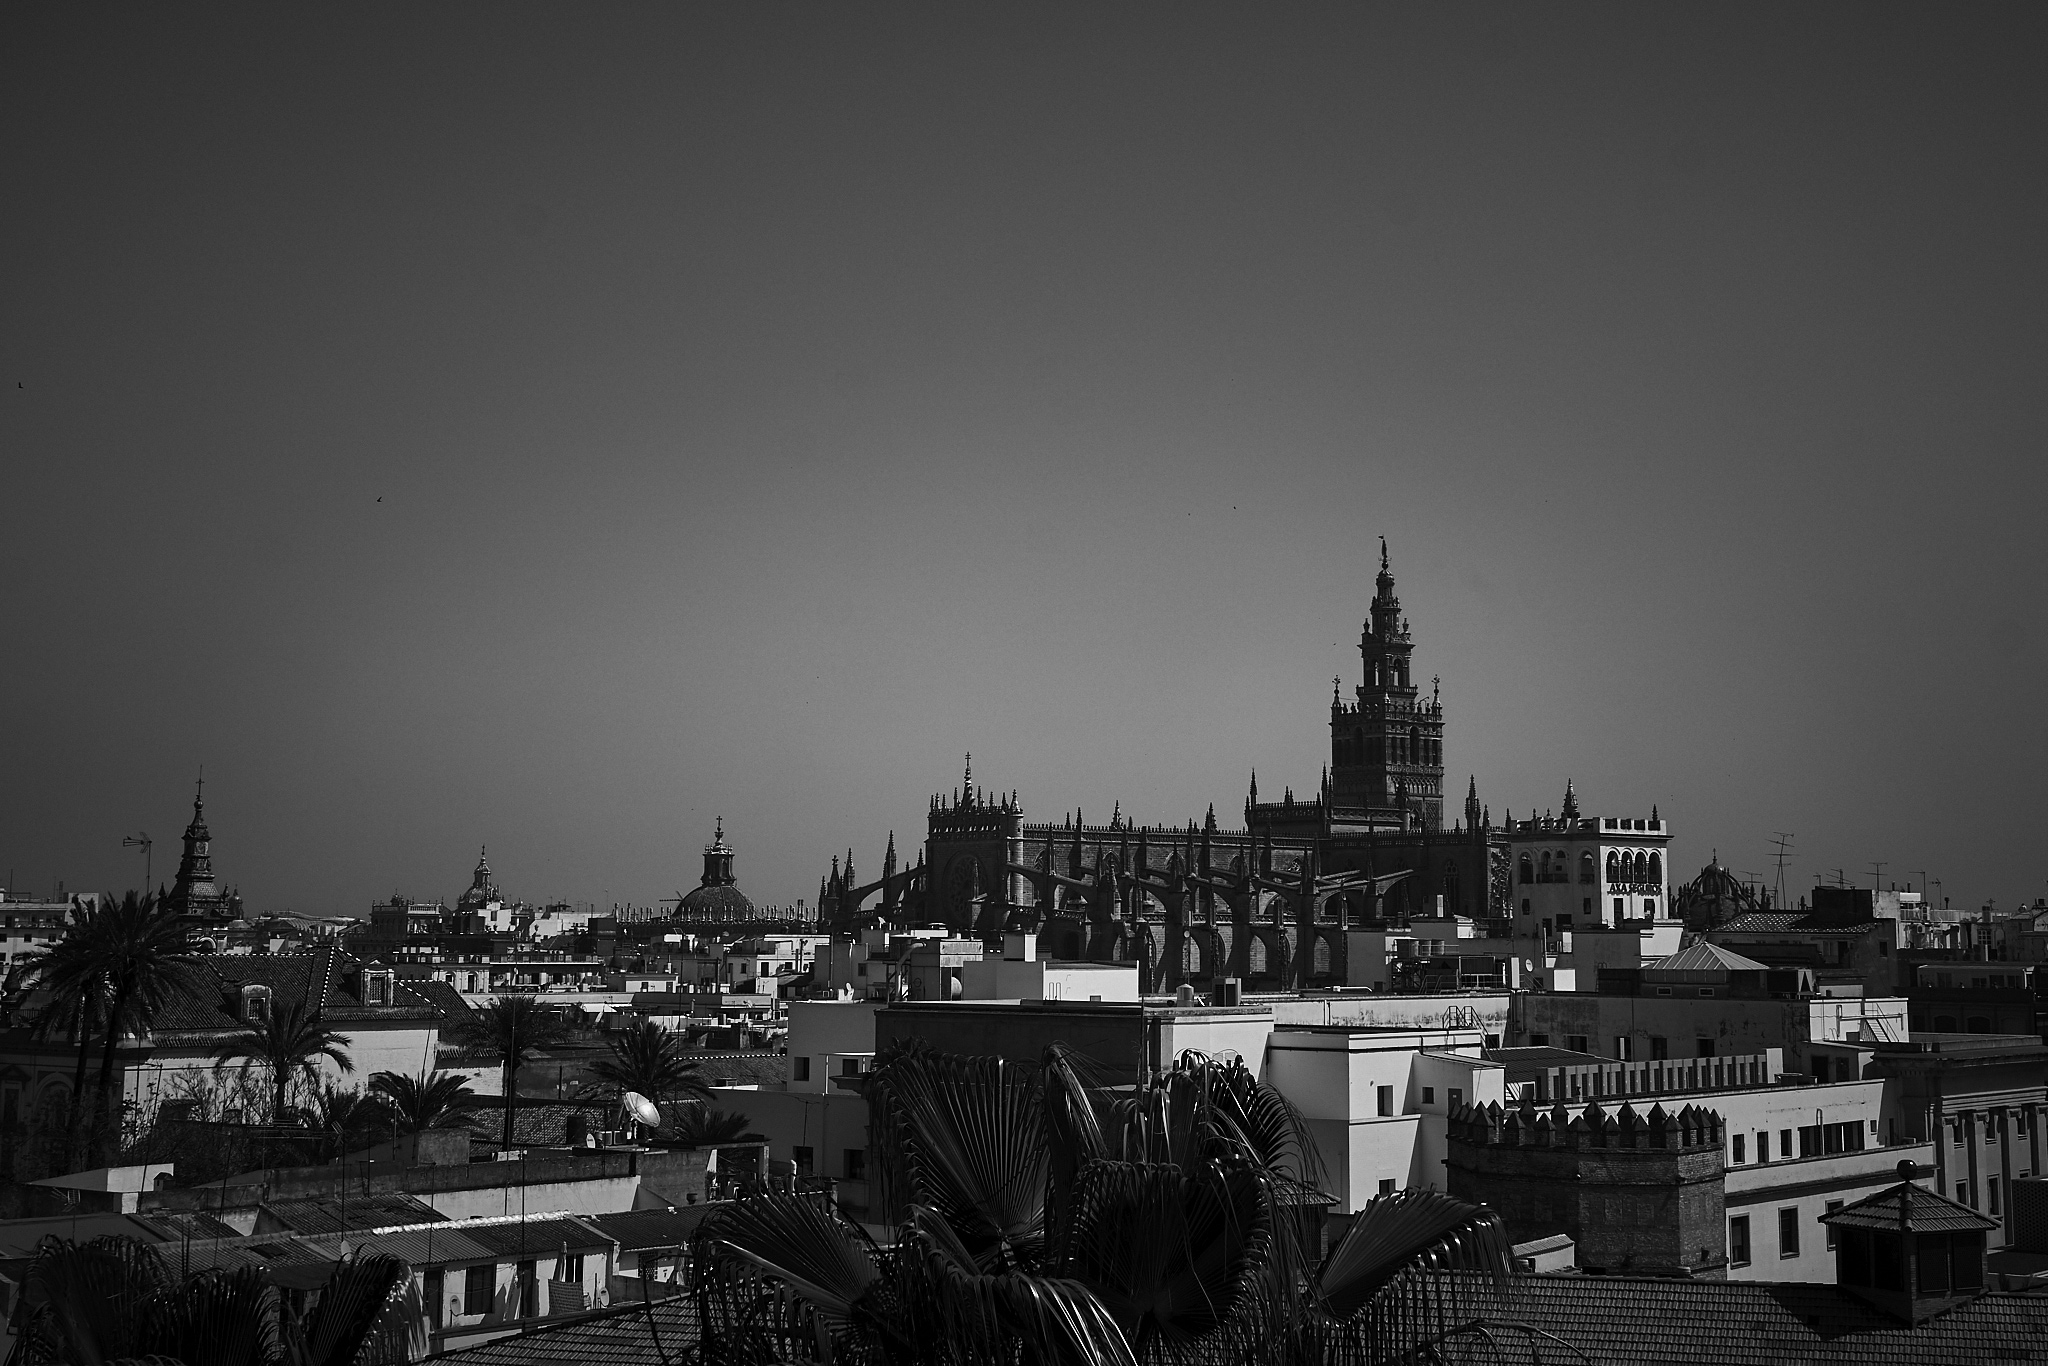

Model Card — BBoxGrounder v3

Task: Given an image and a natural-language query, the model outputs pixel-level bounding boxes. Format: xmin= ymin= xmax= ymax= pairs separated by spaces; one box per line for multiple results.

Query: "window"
xmin=1377 ymin=1085 xmax=1394 ymax=1117
xmin=1484 ymin=1033 xmax=1501 ymax=1049
xmin=425 ymin=1269 xmax=444 ymax=1326
xmin=1520 ymin=898 xmax=1531 ymax=915
xmin=1696 ymin=1038 xmax=1716 ymax=1058
xmin=1990 ymin=1178 xmax=2002 ymax=1216
xmin=1379 ymin=1179 xmax=1396 ymax=1196
xmin=1877 ymin=941 xmax=1888 ymax=957
xmin=1448 ymin=1088 xmax=1463 ymax=1109
xmin=1757 ymin=1131 xmax=1770 ymax=1162
xmin=1529 ymin=1034 xmax=1549 ymax=1047
xmin=1582 ymin=898 xmax=1592 ymax=914
xmin=1580 ymin=852 xmax=1595 ymax=884
xmin=1958 ymin=1181 xmax=1973 ymax=1207
xmin=1729 ymin=1216 xmax=1750 ymax=1267
xmin=1613 ymin=897 xmax=1624 ymax=916
xmin=1650 ymin=1037 xmax=1668 ymax=1061
xmin=1825 ymin=1201 xmax=1843 ymax=1250
xmin=516 ymin=1261 xmax=537 ymax=1318
xmin=792 ymin=1145 xmax=814 ymax=1175
xmin=560 ymin=1253 xmax=584 ymax=1282
xmin=1779 ymin=1209 xmax=1800 ymax=1259
xmin=792 ymin=1057 xmax=810 ymax=1082
xmin=844 ymin=1148 xmax=866 ymax=1181
xmin=1643 ymin=898 xmax=1657 ymax=916
xmin=1422 ymin=1087 xmax=1435 ymax=1105
xmin=1733 ymin=1134 xmax=1746 ymax=1164
xmin=464 ymin=1264 xmax=494 ymax=1315
xmin=1953 ymin=1118 xmax=1967 ymax=1148
xmin=1615 ymin=1036 xmax=1634 ymax=1061
xmin=1779 ymin=1129 xmax=1792 ymax=1158
xmin=841 ymin=1058 xmax=863 ymax=1077
xmin=1567 ymin=1035 xmax=1588 ymax=1055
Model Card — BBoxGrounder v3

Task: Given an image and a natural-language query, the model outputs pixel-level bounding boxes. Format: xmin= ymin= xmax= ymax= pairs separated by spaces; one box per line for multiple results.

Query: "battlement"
xmin=1449 ymin=1097 xmax=1725 ymax=1153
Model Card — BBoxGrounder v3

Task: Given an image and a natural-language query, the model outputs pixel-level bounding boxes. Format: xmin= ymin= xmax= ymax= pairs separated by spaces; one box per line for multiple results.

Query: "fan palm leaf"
xmin=867 ymin=1046 xmax=1051 ymax=1272
xmin=279 ymin=1251 xmax=407 ymax=1366
xmin=1312 ymin=1188 xmax=1511 ymax=1322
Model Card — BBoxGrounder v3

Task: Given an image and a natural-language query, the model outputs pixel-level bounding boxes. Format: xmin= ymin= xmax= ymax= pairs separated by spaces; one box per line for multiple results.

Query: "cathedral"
xmin=818 ymin=546 xmax=1507 ymax=993
xmin=162 ymin=776 xmax=240 ymax=923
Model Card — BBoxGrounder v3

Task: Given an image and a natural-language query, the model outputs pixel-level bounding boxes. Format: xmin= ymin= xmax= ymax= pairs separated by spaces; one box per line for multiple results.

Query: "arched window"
xmin=1579 ymin=851 xmax=1596 ymax=884
xmin=1648 ymin=853 xmax=1662 ymax=883
xmin=1519 ymin=854 xmax=1534 ymax=885
xmin=1538 ymin=851 xmax=1552 ymax=882
xmin=1248 ymin=938 xmax=1268 ymax=975
xmin=1409 ymin=726 xmax=1420 ymax=764
xmin=1606 ymin=851 xmax=1620 ymax=882
xmin=1313 ymin=937 xmax=1332 ymax=976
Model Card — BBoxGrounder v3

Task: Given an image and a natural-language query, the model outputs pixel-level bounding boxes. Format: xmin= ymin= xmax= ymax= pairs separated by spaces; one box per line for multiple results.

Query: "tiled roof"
xmin=148 ymin=945 xmax=456 ymax=1036
xmin=257 ymin=1191 xmax=446 ymax=1235
xmin=1714 ymin=913 xmax=1879 ymax=937
xmin=587 ymin=1207 xmax=716 ymax=1251
xmin=693 ymin=1052 xmax=785 ymax=1087
xmin=1419 ymin=1272 xmax=2048 ymax=1365
xmin=1821 ymin=1180 xmax=2001 ymax=1234
xmin=430 ymin=1296 xmax=698 ymax=1366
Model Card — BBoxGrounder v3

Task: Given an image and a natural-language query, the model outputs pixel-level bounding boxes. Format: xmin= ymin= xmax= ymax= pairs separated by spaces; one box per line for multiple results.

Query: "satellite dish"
xmin=623 ymin=1091 xmax=663 ymax=1128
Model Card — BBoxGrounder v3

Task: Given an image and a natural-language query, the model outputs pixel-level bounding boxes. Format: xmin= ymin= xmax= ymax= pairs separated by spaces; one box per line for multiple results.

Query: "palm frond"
xmin=867 ymin=1045 xmax=1052 ymax=1272
xmin=13 ymin=1235 xmax=167 ymax=1366
xmin=281 ymin=1252 xmax=407 ymax=1366
xmin=145 ymin=1264 xmax=272 ymax=1366
xmin=1314 ymin=1188 xmax=1511 ymax=1322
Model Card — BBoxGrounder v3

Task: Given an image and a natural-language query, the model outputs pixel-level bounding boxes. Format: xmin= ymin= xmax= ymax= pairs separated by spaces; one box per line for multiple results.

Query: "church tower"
xmin=165 ymin=774 xmax=235 ymax=921
xmin=1327 ymin=542 xmax=1445 ymax=829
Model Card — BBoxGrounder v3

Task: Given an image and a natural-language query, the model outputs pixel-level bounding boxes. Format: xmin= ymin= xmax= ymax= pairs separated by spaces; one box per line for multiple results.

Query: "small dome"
xmin=678 ymin=884 xmax=755 ymax=918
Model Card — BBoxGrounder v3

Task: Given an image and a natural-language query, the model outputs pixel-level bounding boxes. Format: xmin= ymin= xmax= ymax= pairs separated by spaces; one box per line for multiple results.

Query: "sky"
xmin=4 ymin=4 xmax=2045 ymax=917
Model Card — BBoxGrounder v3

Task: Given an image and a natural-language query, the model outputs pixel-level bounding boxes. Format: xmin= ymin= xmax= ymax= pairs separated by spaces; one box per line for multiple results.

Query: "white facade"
xmin=1264 ymin=1026 xmax=1500 ymax=1212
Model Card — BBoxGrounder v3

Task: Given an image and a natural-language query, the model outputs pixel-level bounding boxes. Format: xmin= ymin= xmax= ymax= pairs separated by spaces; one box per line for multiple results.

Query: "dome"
xmin=678 ymin=884 xmax=755 ymax=919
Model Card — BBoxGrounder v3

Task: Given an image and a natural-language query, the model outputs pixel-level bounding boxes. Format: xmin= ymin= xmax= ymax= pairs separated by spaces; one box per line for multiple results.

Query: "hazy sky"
xmin=6 ymin=5 xmax=2044 ymax=917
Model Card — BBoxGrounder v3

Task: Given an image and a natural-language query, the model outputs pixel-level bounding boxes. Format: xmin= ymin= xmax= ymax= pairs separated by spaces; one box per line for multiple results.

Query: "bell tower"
xmin=1328 ymin=541 xmax=1445 ymax=829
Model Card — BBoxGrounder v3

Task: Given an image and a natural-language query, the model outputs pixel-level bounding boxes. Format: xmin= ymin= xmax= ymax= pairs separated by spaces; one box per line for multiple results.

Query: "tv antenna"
xmin=1910 ymin=870 xmax=1928 ymax=898
xmin=1869 ymin=860 xmax=1887 ymax=893
xmin=1768 ymin=833 xmax=1795 ymax=908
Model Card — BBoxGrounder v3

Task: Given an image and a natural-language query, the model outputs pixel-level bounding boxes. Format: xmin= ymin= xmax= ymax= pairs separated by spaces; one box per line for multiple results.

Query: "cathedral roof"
xmin=678 ymin=884 xmax=755 ymax=918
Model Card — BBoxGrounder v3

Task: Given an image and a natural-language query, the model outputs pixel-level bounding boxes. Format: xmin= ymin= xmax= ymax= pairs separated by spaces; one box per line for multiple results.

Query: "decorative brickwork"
xmin=1447 ymin=1098 xmax=1728 ymax=1278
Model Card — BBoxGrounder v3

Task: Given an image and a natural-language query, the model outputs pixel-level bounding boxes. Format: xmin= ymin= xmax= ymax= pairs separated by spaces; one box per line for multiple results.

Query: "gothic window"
xmin=1408 ymin=726 xmax=1420 ymax=763
xmin=1538 ymin=851 xmax=1551 ymax=882
xmin=1519 ymin=854 xmax=1534 ymax=885
xmin=1632 ymin=852 xmax=1647 ymax=882
xmin=1313 ymin=937 xmax=1332 ymax=976
xmin=1579 ymin=851 xmax=1596 ymax=884
xmin=1606 ymin=851 xmax=1620 ymax=882
xmin=1648 ymin=853 xmax=1662 ymax=882
xmin=1248 ymin=938 xmax=1268 ymax=975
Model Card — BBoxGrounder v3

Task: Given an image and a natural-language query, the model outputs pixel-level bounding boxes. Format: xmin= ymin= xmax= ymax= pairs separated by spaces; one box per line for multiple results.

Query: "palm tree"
xmin=669 ymin=1107 xmax=755 ymax=1146
xmin=589 ymin=1019 xmax=711 ymax=1118
xmin=213 ymin=998 xmax=354 ymax=1125
xmin=16 ymin=897 xmax=113 ymax=1168
xmin=300 ymin=1083 xmax=390 ymax=1163
xmin=692 ymin=1043 xmax=1511 ymax=1366
xmin=7 ymin=1235 xmax=404 ymax=1366
xmin=87 ymin=890 xmax=205 ymax=1160
xmin=445 ymin=994 xmax=568 ymax=1149
xmin=368 ymin=1068 xmax=480 ymax=1132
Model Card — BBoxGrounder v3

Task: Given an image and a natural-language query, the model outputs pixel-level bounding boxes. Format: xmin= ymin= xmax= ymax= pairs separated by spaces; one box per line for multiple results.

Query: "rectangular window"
xmin=560 ymin=1253 xmax=584 ymax=1282
xmin=1733 ymin=1134 xmax=1746 ymax=1164
xmin=1696 ymin=1038 xmax=1716 ymax=1058
xmin=841 ymin=1058 xmax=863 ymax=1077
xmin=517 ymin=1261 xmax=537 ymax=1318
xmin=1484 ymin=1033 xmax=1501 ymax=1049
xmin=1958 ymin=1181 xmax=1973 ymax=1208
xmin=1953 ymin=1119 xmax=1967 ymax=1147
xmin=1529 ymin=1034 xmax=1549 ymax=1047
xmin=1779 ymin=1208 xmax=1800 ymax=1260
xmin=1613 ymin=898 xmax=1624 ymax=916
xmin=1990 ymin=1178 xmax=2002 ymax=1216
xmin=1615 ymin=1036 xmax=1633 ymax=1061
xmin=1825 ymin=1201 xmax=1843 ymax=1251
xmin=1422 ymin=1087 xmax=1435 ymax=1104
xmin=1448 ymin=1088 xmax=1463 ymax=1109
xmin=1379 ymin=1178 xmax=1396 ymax=1196
xmin=1567 ymin=1035 xmax=1588 ymax=1055
xmin=792 ymin=1145 xmax=814 ymax=1175
xmin=844 ymin=1148 xmax=866 ymax=1181
xmin=793 ymin=1057 xmax=810 ymax=1081
xmin=1729 ymin=1216 xmax=1750 ymax=1267
xmin=1377 ymin=1085 xmax=1394 ymax=1117
xmin=425 ymin=1269 xmax=444 ymax=1327
xmin=464 ymin=1264 xmax=494 ymax=1315
xmin=1779 ymin=1129 xmax=1792 ymax=1158
xmin=1651 ymin=1037 xmax=1668 ymax=1061
xmin=1757 ymin=1132 xmax=1770 ymax=1162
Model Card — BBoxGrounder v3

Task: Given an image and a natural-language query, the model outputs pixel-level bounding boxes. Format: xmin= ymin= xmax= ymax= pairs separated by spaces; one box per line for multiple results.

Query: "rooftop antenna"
xmin=122 ymin=832 xmax=153 ymax=896
xmin=1909 ymin=870 xmax=1928 ymax=898
xmin=1768 ymin=833 xmax=1795 ymax=909
xmin=1868 ymin=860 xmax=1887 ymax=894
xmin=1830 ymin=867 xmax=1849 ymax=889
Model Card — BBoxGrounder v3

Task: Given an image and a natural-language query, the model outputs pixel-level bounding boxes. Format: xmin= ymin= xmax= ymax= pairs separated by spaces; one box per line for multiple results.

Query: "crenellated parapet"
xmin=1449 ymin=1097 xmax=1724 ymax=1153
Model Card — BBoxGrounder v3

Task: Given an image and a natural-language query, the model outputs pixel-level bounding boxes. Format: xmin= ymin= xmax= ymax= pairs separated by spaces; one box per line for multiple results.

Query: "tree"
xmin=445 ymin=994 xmax=568 ymax=1149
xmin=16 ymin=898 xmax=113 ymax=1169
xmin=6 ymin=1234 xmax=404 ymax=1366
xmin=669 ymin=1107 xmax=755 ymax=1146
xmin=299 ymin=1083 xmax=390 ymax=1163
xmin=213 ymin=999 xmax=354 ymax=1125
xmin=368 ymin=1068 xmax=480 ymax=1133
xmin=87 ymin=891 xmax=206 ymax=1160
xmin=589 ymin=1019 xmax=711 ymax=1118
xmin=691 ymin=1043 xmax=1511 ymax=1366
